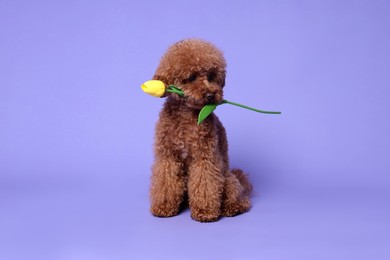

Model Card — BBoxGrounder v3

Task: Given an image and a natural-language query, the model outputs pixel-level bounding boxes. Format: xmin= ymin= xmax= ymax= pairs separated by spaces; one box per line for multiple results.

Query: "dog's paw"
xmin=221 ymin=198 xmax=251 ymax=217
xmin=191 ymin=208 xmax=220 ymax=222
xmin=151 ymin=203 xmax=180 ymax=218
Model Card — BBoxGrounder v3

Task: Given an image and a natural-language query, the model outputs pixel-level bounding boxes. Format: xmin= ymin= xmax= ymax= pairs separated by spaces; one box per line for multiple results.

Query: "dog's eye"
xmin=181 ymin=74 xmax=197 ymax=84
xmin=207 ymin=72 xmax=216 ymax=82
xmin=188 ymin=74 xmax=197 ymax=82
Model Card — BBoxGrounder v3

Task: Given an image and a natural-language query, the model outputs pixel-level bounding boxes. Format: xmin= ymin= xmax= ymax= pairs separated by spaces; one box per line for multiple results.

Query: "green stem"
xmin=165 ymin=85 xmax=281 ymax=115
xmin=221 ymin=100 xmax=281 ymax=114
xmin=166 ymin=85 xmax=185 ymax=97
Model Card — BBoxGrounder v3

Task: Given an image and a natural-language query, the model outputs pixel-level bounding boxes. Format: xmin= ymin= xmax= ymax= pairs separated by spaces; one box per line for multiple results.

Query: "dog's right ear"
xmin=153 ymin=73 xmax=170 ymax=84
xmin=153 ymin=73 xmax=174 ymax=86
xmin=152 ymin=74 xmax=164 ymax=81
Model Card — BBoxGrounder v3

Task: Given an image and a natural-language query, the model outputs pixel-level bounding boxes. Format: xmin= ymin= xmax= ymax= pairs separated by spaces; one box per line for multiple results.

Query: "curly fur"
xmin=150 ymin=39 xmax=252 ymax=222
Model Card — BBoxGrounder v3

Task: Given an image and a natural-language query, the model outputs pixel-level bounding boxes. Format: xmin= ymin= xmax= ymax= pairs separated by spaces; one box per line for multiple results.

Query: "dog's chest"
xmin=172 ymin=125 xmax=195 ymax=160
xmin=170 ymin=118 xmax=214 ymax=161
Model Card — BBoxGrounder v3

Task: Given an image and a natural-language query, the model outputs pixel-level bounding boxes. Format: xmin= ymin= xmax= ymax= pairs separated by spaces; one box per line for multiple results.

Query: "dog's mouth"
xmin=170 ymin=82 xmax=224 ymax=110
xmin=184 ymin=94 xmax=223 ymax=110
xmin=185 ymin=101 xmax=213 ymax=110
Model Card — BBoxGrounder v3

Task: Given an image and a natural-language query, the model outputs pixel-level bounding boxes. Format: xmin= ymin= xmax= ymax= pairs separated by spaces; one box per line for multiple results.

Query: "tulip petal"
xmin=141 ymin=80 xmax=166 ymax=97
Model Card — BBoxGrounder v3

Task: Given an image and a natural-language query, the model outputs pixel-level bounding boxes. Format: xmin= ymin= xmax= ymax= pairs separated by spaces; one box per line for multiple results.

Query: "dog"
xmin=149 ymin=39 xmax=252 ymax=222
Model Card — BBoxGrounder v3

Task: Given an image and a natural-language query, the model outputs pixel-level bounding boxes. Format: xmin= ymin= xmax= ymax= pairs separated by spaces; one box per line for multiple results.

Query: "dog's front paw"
xmin=191 ymin=208 xmax=220 ymax=222
xmin=151 ymin=203 xmax=180 ymax=218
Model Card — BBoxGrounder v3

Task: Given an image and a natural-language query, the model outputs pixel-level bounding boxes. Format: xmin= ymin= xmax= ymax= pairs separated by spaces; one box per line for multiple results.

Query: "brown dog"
xmin=149 ymin=39 xmax=252 ymax=222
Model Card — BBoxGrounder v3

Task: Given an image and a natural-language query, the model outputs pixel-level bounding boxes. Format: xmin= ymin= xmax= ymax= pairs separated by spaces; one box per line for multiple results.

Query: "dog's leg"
xmin=150 ymin=156 xmax=186 ymax=217
xmin=187 ymin=159 xmax=224 ymax=222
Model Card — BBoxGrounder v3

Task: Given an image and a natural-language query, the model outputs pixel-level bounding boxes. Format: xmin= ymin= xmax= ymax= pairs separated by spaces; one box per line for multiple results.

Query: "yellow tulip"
xmin=141 ymin=80 xmax=166 ymax=97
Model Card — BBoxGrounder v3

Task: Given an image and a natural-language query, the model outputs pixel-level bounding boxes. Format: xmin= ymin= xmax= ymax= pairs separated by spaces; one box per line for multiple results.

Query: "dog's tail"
xmin=231 ymin=168 xmax=253 ymax=196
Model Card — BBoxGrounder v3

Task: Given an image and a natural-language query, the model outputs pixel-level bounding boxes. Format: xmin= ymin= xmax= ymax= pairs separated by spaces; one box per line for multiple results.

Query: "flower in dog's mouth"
xmin=141 ymin=80 xmax=184 ymax=97
xmin=141 ymin=80 xmax=281 ymax=124
xmin=141 ymin=80 xmax=167 ymax=97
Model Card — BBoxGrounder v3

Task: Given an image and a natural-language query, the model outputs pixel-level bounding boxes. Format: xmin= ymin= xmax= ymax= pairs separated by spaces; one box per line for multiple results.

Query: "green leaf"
xmin=198 ymin=104 xmax=218 ymax=125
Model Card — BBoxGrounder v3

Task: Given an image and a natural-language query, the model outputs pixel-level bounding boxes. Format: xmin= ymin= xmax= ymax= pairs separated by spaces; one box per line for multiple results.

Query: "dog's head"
xmin=153 ymin=39 xmax=226 ymax=109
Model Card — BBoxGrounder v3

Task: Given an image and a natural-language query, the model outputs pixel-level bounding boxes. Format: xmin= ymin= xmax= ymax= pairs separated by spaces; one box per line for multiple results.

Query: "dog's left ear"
xmin=217 ymin=68 xmax=226 ymax=88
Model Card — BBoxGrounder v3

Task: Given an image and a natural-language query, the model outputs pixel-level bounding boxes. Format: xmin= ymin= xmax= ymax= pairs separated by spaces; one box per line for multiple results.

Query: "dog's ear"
xmin=217 ymin=68 xmax=226 ymax=88
xmin=153 ymin=73 xmax=171 ymax=84
xmin=153 ymin=73 xmax=175 ymax=86
xmin=152 ymin=74 xmax=164 ymax=81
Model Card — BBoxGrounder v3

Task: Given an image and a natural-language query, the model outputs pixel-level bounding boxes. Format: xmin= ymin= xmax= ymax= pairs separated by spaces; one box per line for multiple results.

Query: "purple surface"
xmin=1 ymin=0 xmax=390 ymax=259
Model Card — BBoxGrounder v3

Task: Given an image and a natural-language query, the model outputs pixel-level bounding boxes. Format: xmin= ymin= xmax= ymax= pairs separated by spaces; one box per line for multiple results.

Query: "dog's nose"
xmin=206 ymin=93 xmax=215 ymax=101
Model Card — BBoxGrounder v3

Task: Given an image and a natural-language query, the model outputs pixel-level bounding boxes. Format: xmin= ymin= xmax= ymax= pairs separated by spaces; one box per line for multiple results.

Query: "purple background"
xmin=1 ymin=0 xmax=390 ymax=259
